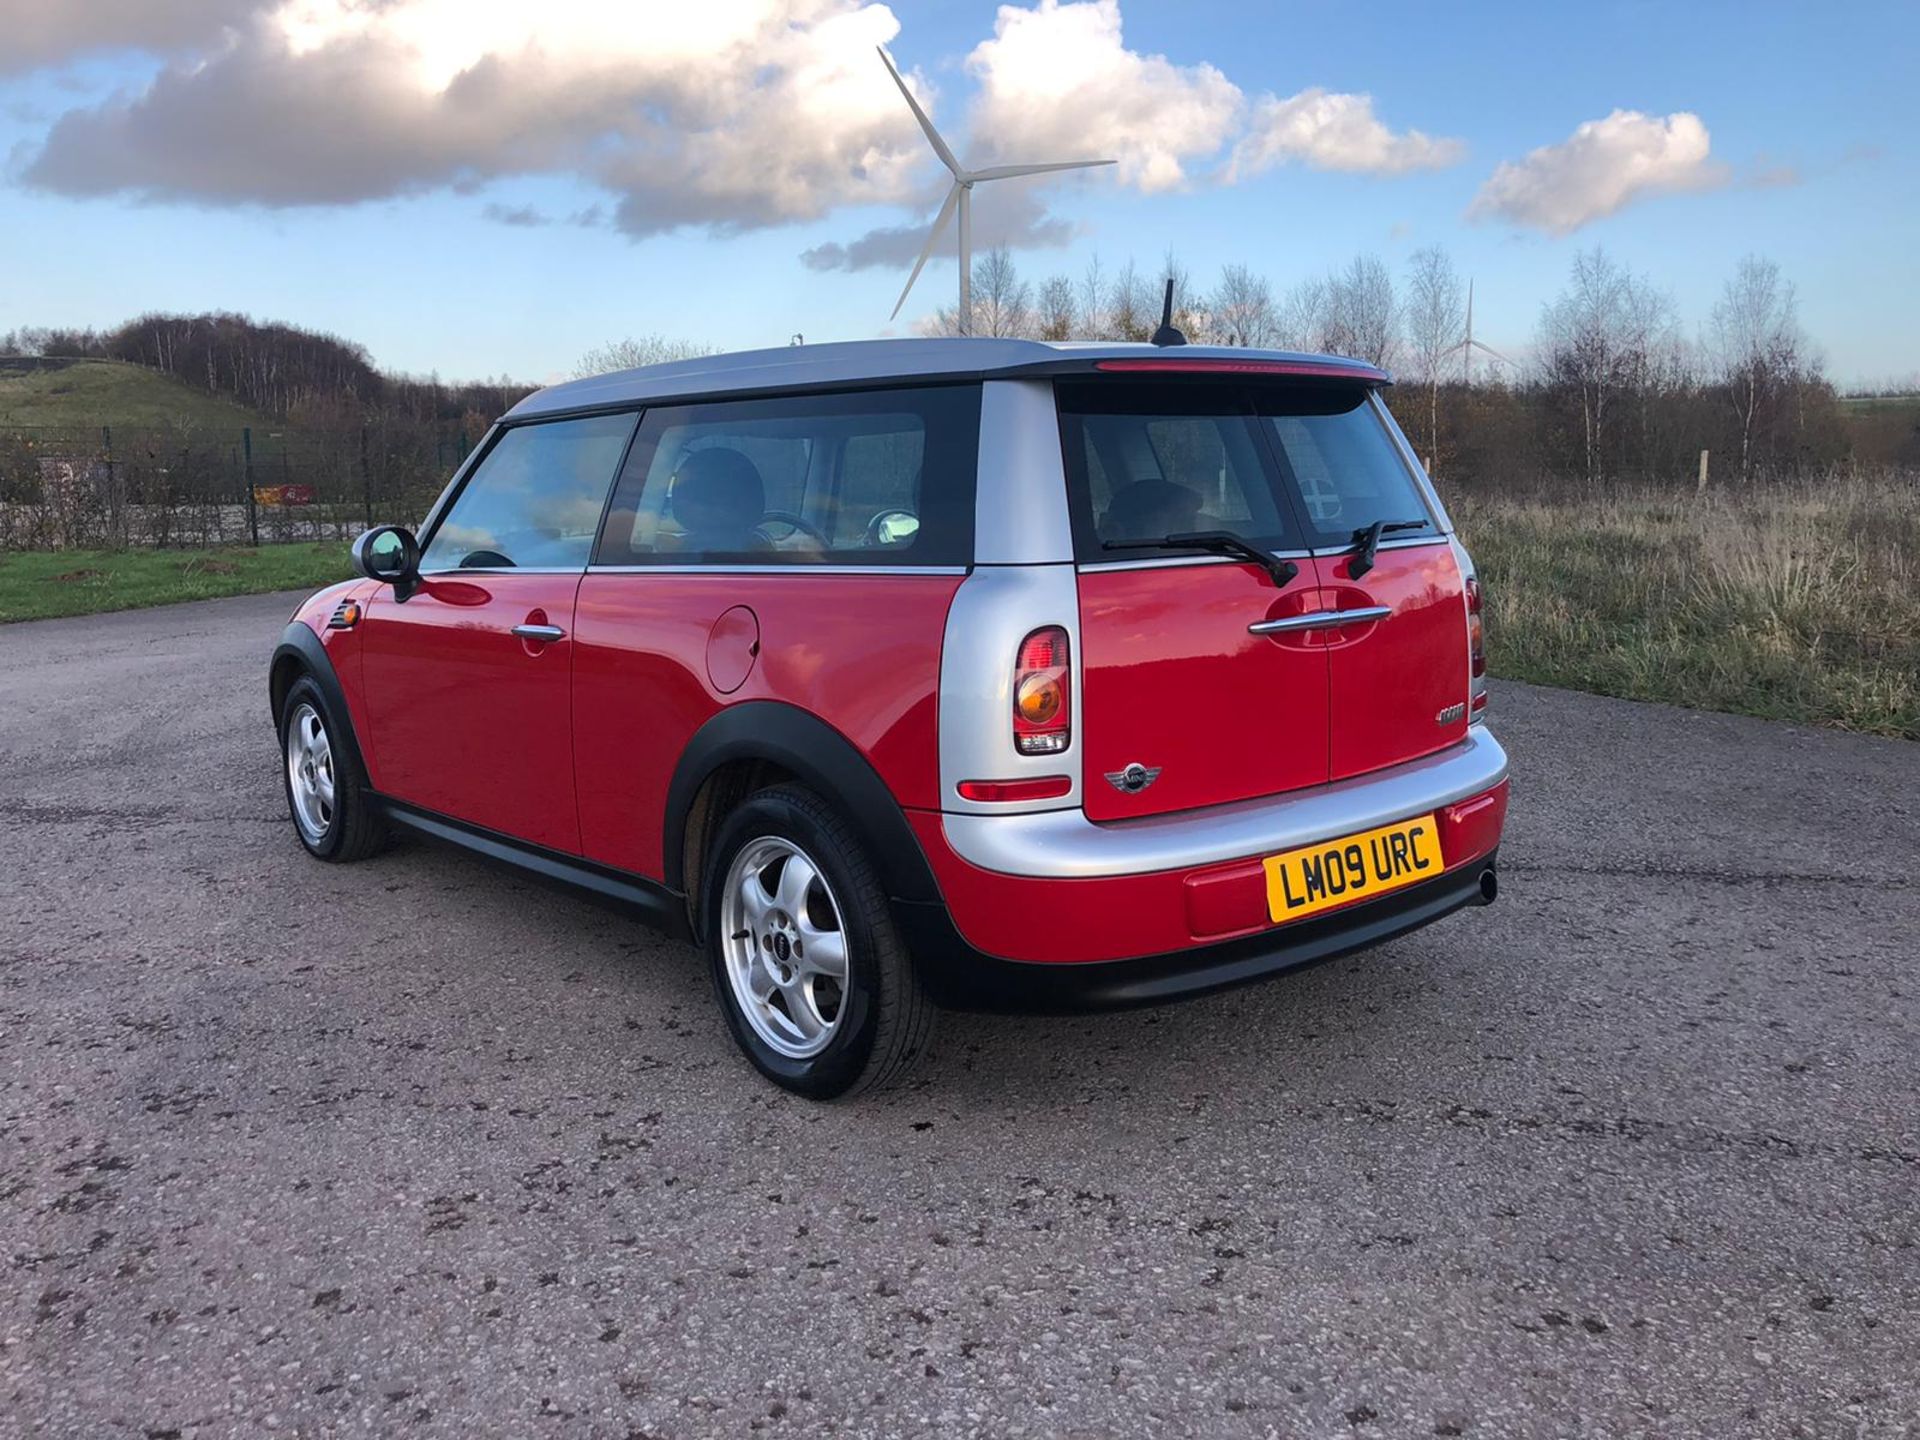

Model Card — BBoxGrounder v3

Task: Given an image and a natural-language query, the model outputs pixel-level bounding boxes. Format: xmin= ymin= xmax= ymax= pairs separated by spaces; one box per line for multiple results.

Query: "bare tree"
xmin=1402 ymin=247 xmax=1465 ymax=457
xmin=971 ymin=247 xmax=1033 ymax=337
xmin=1077 ymin=253 xmax=1108 ymax=340
xmin=1106 ymin=259 xmax=1156 ymax=342
xmin=574 ymin=334 xmax=711 ymax=379
xmin=1211 ymin=264 xmax=1277 ymax=348
xmin=1036 ymin=275 xmax=1078 ymax=341
xmin=1275 ymin=278 xmax=1328 ymax=351
xmin=1536 ymin=248 xmax=1681 ymax=484
xmin=927 ymin=247 xmax=1033 ymax=338
xmin=1320 ymin=255 xmax=1400 ymax=369
xmin=1709 ymin=255 xmax=1805 ymax=479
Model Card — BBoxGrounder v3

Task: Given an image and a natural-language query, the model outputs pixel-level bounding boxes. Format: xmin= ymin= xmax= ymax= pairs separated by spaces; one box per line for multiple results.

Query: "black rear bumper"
xmin=897 ymin=849 xmax=1499 ymax=1014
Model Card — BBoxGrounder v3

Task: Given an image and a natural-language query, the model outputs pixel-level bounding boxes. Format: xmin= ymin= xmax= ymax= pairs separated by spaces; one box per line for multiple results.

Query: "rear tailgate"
xmin=1258 ymin=392 xmax=1469 ymax=778
xmin=1058 ymin=371 xmax=1466 ymax=822
xmin=1076 ymin=559 xmax=1330 ymax=821
xmin=1317 ymin=540 xmax=1470 ymax=779
xmin=1058 ymin=378 xmax=1331 ymax=822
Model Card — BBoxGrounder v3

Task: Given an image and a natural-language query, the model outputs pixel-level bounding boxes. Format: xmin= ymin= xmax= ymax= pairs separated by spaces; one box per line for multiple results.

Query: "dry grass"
xmin=1452 ymin=469 xmax=1920 ymax=741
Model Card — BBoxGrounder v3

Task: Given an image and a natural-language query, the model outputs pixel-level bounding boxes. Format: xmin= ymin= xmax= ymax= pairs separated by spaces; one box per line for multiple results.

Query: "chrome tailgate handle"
xmin=1249 ymin=606 xmax=1391 ymax=635
xmin=512 ymin=623 xmax=566 ymax=642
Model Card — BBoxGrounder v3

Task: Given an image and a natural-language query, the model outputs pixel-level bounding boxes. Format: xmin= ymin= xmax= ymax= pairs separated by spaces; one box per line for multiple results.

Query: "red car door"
xmin=357 ymin=412 xmax=637 ymax=853
xmin=1055 ymin=381 xmax=1333 ymax=821
xmin=1256 ymin=391 xmax=1469 ymax=781
xmin=571 ymin=386 xmax=980 ymax=879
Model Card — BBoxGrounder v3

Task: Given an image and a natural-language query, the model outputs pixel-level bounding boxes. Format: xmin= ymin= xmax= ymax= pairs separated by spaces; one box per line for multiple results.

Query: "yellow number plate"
xmin=1264 ymin=813 xmax=1444 ymax=923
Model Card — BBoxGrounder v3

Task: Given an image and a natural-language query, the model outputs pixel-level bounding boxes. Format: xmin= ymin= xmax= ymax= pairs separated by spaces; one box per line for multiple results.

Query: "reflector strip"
xmin=957 ymin=776 xmax=1073 ymax=803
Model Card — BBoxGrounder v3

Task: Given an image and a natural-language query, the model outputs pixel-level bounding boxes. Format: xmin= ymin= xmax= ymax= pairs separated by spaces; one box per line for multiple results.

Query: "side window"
xmin=594 ymin=385 xmax=979 ymax=567
xmin=421 ymin=413 xmax=636 ymax=571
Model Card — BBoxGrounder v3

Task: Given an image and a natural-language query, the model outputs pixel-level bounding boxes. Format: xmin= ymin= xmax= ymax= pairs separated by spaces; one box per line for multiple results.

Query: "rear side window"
xmin=1056 ymin=379 xmax=1434 ymax=559
xmin=594 ymin=385 xmax=979 ymax=567
xmin=421 ymin=413 xmax=637 ymax=571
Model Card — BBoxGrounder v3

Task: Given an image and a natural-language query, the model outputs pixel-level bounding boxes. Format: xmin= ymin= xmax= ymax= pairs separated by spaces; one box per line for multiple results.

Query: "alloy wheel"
xmin=719 ymin=836 xmax=850 ymax=1059
xmin=285 ymin=701 xmax=336 ymax=843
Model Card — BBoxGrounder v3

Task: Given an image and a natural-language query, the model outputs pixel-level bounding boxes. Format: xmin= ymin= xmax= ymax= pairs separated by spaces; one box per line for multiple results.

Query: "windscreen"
xmin=1056 ymin=379 xmax=1435 ymax=557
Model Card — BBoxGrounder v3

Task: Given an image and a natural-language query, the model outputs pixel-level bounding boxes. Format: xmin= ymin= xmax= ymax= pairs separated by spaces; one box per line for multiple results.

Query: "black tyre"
xmin=279 ymin=674 xmax=387 ymax=863
xmin=702 ymin=784 xmax=935 ymax=1098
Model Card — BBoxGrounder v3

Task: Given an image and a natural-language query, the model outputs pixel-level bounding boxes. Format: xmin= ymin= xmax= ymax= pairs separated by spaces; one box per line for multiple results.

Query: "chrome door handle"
xmin=1249 ymin=605 xmax=1391 ymax=635
xmin=512 ymin=623 xmax=566 ymax=642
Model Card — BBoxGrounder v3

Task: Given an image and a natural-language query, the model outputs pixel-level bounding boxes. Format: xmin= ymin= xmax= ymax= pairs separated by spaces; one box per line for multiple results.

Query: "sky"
xmin=1 ymin=0 xmax=1914 ymax=387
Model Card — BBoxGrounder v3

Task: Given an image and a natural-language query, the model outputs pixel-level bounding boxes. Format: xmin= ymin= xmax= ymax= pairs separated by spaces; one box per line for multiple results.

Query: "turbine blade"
xmin=1470 ymin=340 xmax=1512 ymax=363
xmin=876 ymin=46 xmax=962 ymax=177
xmin=964 ymin=159 xmax=1116 ymax=182
xmin=890 ymin=184 xmax=961 ymax=322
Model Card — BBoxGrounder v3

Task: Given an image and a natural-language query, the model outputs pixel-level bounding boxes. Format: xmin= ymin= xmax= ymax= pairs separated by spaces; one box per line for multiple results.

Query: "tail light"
xmin=1013 ymin=626 xmax=1071 ymax=755
xmin=1466 ymin=576 xmax=1488 ymax=720
xmin=1466 ymin=577 xmax=1485 ymax=678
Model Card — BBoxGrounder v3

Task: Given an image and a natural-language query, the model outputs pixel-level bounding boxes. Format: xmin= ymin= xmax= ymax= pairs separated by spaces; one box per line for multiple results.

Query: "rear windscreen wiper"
xmin=1104 ymin=531 xmax=1299 ymax=588
xmin=1347 ymin=519 xmax=1429 ymax=580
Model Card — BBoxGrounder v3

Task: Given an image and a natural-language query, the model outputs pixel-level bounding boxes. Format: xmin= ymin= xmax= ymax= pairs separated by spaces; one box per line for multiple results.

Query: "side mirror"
xmin=351 ymin=525 xmax=421 ymax=600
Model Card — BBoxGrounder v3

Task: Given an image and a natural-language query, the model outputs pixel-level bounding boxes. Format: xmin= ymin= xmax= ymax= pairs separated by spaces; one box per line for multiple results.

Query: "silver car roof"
xmin=506 ymin=338 xmax=1386 ymax=420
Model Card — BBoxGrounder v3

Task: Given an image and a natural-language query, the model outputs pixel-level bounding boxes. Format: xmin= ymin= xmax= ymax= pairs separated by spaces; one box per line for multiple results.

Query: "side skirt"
xmin=375 ymin=795 xmax=693 ymax=941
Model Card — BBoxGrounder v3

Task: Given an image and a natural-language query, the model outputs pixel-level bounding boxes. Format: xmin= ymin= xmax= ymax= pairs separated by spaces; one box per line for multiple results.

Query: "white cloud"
xmin=1229 ymin=89 xmax=1464 ymax=179
xmin=1468 ymin=109 xmax=1727 ymax=234
xmin=964 ymin=0 xmax=1241 ymax=193
xmin=7 ymin=0 xmax=1472 ymax=263
xmin=802 ymin=182 xmax=1077 ymax=271
xmin=20 ymin=0 xmax=934 ymax=236
xmin=0 ymin=0 xmax=259 ymax=73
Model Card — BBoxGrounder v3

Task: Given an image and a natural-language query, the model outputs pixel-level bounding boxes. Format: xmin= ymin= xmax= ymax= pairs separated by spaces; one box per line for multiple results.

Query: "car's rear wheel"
xmin=279 ymin=675 xmax=386 ymax=862
xmin=703 ymin=785 xmax=934 ymax=1098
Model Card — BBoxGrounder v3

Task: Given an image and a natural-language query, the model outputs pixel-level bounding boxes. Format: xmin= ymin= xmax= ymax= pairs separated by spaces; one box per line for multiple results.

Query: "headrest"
xmin=671 ymin=447 xmax=766 ymax=535
xmin=1103 ymin=478 xmax=1202 ymax=539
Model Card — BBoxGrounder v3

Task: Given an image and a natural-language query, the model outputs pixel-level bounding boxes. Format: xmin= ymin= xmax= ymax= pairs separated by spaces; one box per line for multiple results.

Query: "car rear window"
xmin=1056 ymin=379 xmax=1436 ymax=560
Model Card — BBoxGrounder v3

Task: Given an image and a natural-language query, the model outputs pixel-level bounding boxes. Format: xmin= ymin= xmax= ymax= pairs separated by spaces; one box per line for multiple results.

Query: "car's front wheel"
xmin=279 ymin=675 xmax=386 ymax=862
xmin=703 ymin=785 xmax=935 ymax=1098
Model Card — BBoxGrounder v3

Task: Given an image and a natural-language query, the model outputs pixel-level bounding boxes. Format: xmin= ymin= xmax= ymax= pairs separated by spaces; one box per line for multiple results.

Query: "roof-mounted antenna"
xmin=1151 ymin=278 xmax=1187 ymax=347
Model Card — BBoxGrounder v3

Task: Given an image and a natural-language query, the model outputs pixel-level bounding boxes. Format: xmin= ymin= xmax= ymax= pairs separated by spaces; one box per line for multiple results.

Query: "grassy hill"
xmin=0 ymin=357 xmax=283 ymax=434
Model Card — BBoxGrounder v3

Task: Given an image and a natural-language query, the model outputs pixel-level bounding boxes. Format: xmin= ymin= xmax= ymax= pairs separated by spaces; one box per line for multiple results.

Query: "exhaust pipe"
xmin=1477 ymin=866 xmax=1499 ymax=905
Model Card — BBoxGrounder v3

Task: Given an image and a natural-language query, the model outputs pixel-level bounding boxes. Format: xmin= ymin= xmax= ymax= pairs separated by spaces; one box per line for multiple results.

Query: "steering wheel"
xmin=754 ymin=510 xmax=832 ymax=549
xmin=459 ymin=549 xmax=515 ymax=569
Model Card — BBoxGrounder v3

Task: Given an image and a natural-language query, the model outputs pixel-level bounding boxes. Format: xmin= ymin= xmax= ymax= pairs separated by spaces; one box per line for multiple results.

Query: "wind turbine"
xmin=877 ymin=46 xmax=1113 ymax=334
xmin=1447 ymin=280 xmax=1514 ymax=384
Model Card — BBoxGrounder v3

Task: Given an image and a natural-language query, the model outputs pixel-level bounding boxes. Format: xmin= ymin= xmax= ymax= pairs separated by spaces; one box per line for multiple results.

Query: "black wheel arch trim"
xmin=663 ymin=701 xmax=942 ymax=912
xmin=270 ymin=621 xmax=367 ymax=777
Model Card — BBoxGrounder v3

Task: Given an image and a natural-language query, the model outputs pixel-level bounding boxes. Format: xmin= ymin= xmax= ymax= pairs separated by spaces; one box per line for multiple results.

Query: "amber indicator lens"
xmin=1012 ymin=625 xmax=1071 ymax=756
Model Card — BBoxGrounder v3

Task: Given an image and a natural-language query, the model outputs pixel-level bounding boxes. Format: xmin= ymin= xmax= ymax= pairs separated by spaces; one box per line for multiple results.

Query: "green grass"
xmin=0 ymin=357 xmax=282 ymax=433
xmin=1455 ymin=470 xmax=1920 ymax=741
xmin=0 ymin=542 xmax=354 ymax=623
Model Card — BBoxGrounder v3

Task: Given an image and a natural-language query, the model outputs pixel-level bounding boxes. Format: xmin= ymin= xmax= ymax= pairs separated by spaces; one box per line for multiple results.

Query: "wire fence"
xmin=0 ymin=423 xmax=480 ymax=550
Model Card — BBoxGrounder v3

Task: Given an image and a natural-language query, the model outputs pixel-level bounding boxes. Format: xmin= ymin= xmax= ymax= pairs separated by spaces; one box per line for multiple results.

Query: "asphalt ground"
xmin=2 ymin=591 xmax=1916 ymax=1439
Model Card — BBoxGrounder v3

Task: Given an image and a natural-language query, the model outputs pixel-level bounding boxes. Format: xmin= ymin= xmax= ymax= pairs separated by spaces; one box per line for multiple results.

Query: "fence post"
xmin=102 ymin=424 xmax=119 ymax=546
xmin=360 ymin=424 xmax=374 ymax=530
xmin=243 ymin=426 xmax=259 ymax=547
xmin=1697 ymin=449 xmax=1710 ymax=494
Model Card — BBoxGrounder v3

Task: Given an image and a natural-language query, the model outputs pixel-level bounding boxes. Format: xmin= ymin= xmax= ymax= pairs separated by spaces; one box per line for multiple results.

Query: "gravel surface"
xmin=2 ymin=590 xmax=1916 ymax=1439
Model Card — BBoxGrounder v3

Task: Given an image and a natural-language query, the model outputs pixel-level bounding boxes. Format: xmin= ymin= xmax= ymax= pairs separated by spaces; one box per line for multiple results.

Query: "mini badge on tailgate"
xmin=1104 ymin=762 xmax=1162 ymax=795
xmin=1435 ymin=702 xmax=1466 ymax=725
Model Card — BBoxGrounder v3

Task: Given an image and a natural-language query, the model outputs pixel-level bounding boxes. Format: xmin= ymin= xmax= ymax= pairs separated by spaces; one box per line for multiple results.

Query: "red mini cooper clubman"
xmin=271 ymin=339 xmax=1508 ymax=1097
